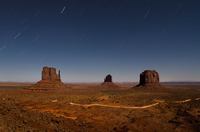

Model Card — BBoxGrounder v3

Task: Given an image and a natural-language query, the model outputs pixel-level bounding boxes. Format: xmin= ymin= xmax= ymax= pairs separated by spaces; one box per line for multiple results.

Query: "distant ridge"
xmin=162 ymin=82 xmax=200 ymax=85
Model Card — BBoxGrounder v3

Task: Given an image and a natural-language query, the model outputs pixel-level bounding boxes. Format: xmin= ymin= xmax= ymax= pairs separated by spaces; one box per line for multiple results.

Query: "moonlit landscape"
xmin=0 ymin=0 xmax=200 ymax=132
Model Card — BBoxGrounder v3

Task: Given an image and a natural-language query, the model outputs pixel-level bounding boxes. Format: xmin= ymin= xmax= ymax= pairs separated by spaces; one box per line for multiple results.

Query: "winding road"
xmin=69 ymin=102 xmax=159 ymax=109
xmin=69 ymin=97 xmax=200 ymax=109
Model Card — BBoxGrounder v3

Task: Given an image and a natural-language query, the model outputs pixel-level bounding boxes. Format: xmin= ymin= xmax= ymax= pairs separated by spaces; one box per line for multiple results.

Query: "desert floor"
xmin=0 ymin=83 xmax=199 ymax=132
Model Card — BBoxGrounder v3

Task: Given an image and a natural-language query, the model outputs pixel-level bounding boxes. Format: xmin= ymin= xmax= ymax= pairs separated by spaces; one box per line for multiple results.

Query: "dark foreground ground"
xmin=0 ymin=83 xmax=199 ymax=132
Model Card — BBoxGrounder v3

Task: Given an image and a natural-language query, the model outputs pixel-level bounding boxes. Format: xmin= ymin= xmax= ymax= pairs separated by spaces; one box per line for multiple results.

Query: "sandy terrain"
xmin=0 ymin=83 xmax=199 ymax=132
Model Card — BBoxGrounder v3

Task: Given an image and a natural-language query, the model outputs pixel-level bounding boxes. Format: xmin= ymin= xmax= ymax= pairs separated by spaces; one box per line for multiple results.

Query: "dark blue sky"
xmin=0 ymin=0 xmax=200 ymax=82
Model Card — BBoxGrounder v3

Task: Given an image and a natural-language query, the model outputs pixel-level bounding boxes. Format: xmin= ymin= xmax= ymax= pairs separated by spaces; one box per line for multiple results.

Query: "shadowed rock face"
xmin=31 ymin=66 xmax=65 ymax=89
xmin=102 ymin=74 xmax=119 ymax=88
xmin=137 ymin=70 xmax=160 ymax=87
xmin=104 ymin=74 xmax=112 ymax=83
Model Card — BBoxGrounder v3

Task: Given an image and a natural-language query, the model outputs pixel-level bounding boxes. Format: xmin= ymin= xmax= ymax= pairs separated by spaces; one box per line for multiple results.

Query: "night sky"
xmin=0 ymin=0 xmax=200 ymax=82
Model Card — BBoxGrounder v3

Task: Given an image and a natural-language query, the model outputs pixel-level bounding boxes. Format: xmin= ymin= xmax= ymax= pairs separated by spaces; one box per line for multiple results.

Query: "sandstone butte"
xmin=136 ymin=70 xmax=160 ymax=87
xmin=31 ymin=66 xmax=65 ymax=90
xmin=101 ymin=74 xmax=119 ymax=88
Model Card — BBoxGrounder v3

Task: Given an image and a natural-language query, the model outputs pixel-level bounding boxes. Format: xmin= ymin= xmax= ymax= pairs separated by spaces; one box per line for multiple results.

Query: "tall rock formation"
xmin=101 ymin=74 xmax=119 ymax=88
xmin=137 ymin=70 xmax=160 ymax=87
xmin=104 ymin=74 xmax=112 ymax=83
xmin=41 ymin=67 xmax=61 ymax=82
xmin=31 ymin=66 xmax=65 ymax=90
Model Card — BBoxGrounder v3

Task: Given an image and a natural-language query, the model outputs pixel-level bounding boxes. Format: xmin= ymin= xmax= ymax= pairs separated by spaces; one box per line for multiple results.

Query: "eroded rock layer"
xmin=137 ymin=70 xmax=160 ymax=87
xmin=104 ymin=74 xmax=112 ymax=83
xmin=101 ymin=74 xmax=119 ymax=88
xmin=31 ymin=66 xmax=65 ymax=89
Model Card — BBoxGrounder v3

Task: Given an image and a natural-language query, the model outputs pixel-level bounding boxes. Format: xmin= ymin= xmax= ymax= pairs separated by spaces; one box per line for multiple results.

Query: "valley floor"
xmin=0 ymin=84 xmax=200 ymax=132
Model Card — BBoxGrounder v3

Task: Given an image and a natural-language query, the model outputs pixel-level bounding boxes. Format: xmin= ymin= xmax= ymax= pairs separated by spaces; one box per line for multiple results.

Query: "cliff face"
xmin=104 ymin=74 xmax=112 ymax=83
xmin=31 ymin=66 xmax=65 ymax=90
xmin=41 ymin=67 xmax=61 ymax=82
xmin=137 ymin=70 xmax=160 ymax=87
xmin=102 ymin=74 xmax=119 ymax=88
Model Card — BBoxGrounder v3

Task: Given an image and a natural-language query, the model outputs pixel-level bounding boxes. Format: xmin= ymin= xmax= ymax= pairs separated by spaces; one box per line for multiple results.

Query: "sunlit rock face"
xmin=41 ymin=67 xmax=61 ymax=82
xmin=31 ymin=66 xmax=65 ymax=89
xmin=137 ymin=70 xmax=160 ymax=87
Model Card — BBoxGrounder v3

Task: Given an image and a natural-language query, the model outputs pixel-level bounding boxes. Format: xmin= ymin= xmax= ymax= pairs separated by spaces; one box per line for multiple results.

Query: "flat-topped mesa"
xmin=137 ymin=70 xmax=160 ymax=87
xmin=31 ymin=66 xmax=65 ymax=90
xmin=41 ymin=67 xmax=61 ymax=82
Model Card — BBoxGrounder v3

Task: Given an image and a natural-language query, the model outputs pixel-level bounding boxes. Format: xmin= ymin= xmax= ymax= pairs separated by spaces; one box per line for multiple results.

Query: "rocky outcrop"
xmin=41 ymin=67 xmax=61 ymax=82
xmin=137 ymin=70 xmax=160 ymax=87
xmin=104 ymin=74 xmax=112 ymax=83
xmin=31 ymin=66 xmax=65 ymax=90
xmin=101 ymin=74 xmax=119 ymax=88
